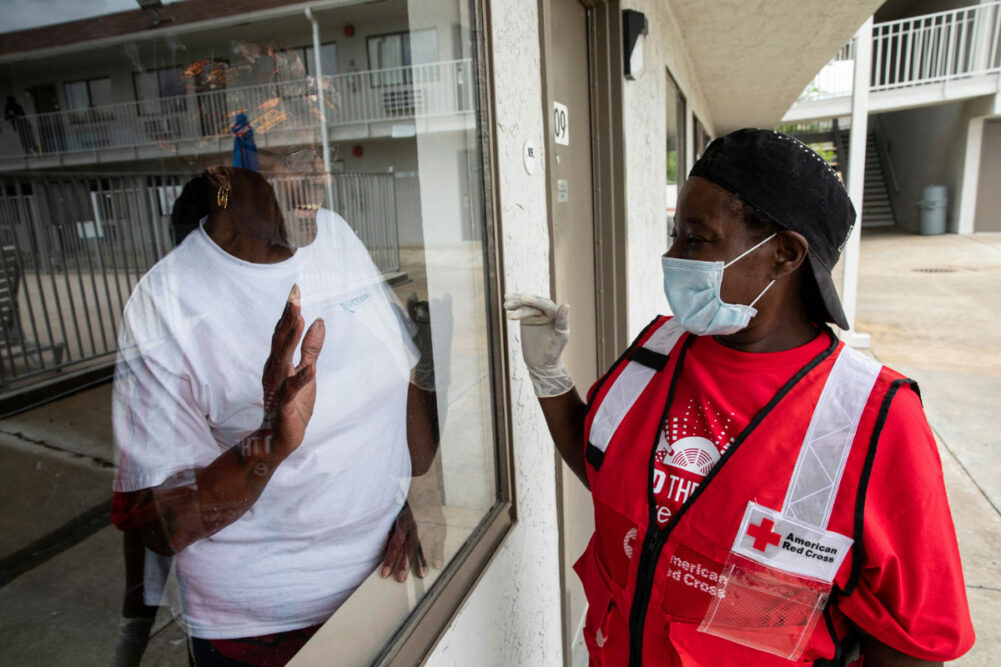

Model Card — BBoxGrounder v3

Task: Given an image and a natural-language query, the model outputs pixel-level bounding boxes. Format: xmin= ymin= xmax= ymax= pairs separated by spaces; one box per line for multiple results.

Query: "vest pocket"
xmin=574 ymin=539 xmax=626 ymax=665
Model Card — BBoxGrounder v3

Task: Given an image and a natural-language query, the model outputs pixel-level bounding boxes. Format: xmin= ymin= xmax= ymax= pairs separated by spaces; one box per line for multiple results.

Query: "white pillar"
xmin=304 ymin=7 xmax=335 ymax=209
xmin=958 ymin=116 xmax=985 ymax=234
xmin=841 ymin=16 xmax=873 ymax=349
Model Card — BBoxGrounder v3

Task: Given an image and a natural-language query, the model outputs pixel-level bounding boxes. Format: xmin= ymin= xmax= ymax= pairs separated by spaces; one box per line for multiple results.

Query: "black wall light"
xmin=623 ymin=10 xmax=648 ymax=80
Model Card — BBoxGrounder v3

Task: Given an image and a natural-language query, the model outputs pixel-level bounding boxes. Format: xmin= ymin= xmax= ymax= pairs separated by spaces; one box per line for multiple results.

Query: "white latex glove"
xmin=503 ymin=293 xmax=574 ymax=397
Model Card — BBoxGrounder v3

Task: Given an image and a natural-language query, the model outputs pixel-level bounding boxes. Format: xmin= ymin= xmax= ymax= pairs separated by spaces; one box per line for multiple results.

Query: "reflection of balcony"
xmin=0 ymin=59 xmax=475 ymax=168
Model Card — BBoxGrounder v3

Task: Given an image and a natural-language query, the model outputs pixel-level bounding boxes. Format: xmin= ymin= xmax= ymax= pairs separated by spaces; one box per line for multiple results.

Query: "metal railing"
xmin=0 ymin=171 xmax=398 ymax=390
xmin=795 ymin=1 xmax=1001 ymax=103
xmin=0 ymin=59 xmax=475 ymax=160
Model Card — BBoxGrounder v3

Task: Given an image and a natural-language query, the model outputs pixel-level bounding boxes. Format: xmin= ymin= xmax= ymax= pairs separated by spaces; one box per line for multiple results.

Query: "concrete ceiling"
xmin=670 ymin=0 xmax=885 ymax=133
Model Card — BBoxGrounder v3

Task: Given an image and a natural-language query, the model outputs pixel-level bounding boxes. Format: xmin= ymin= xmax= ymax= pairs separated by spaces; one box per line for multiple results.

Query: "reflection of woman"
xmin=111 ymin=164 xmax=438 ymax=666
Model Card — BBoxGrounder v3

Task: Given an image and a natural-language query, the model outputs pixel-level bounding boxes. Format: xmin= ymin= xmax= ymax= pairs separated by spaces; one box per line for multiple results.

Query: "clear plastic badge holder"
xmin=698 ymin=502 xmax=853 ymax=660
xmin=698 ymin=551 xmax=830 ymax=660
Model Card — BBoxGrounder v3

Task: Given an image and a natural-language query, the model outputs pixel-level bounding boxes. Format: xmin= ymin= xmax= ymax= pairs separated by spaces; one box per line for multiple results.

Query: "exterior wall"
xmin=878 ymin=98 xmax=985 ymax=233
xmin=621 ymin=0 xmax=715 ymax=338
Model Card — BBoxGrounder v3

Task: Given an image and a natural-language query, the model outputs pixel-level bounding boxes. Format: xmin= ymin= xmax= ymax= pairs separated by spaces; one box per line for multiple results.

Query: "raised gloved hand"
xmin=503 ymin=293 xmax=574 ymax=397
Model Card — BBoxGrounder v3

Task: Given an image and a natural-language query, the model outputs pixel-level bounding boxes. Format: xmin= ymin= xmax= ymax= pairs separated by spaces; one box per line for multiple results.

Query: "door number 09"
xmin=553 ymin=101 xmax=569 ymax=146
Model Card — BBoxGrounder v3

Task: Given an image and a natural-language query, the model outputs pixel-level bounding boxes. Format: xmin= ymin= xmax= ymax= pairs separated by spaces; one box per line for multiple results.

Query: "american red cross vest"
xmin=575 ymin=316 xmax=915 ymax=667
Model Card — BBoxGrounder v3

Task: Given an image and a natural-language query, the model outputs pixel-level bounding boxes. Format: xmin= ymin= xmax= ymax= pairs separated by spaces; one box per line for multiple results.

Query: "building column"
xmin=958 ymin=116 xmax=985 ymax=234
xmin=841 ymin=16 xmax=873 ymax=348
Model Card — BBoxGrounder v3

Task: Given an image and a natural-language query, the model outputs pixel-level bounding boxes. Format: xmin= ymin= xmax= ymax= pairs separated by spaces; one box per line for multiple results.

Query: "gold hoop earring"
xmin=216 ymin=186 xmax=230 ymax=209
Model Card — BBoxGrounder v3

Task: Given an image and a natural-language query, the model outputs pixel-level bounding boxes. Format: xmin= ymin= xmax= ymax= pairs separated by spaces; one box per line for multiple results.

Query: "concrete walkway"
xmin=855 ymin=227 xmax=1001 ymax=666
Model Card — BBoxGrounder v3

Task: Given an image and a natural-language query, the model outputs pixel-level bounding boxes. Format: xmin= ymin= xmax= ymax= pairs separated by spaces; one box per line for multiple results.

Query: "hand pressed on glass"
xmin=381 ymin=503 xmax=429 ymax=582
xmin=259 ymin=283 xmax=326 ymax=461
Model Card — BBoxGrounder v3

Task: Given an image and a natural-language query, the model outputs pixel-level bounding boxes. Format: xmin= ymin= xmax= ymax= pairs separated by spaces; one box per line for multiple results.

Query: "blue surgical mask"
xmin=661 ymin=234 xmax=777 ymax=336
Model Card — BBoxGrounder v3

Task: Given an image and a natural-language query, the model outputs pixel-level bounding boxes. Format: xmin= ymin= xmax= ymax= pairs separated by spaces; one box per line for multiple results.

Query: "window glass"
xmin=369 ymin=33 xmax=405 ymax=86
xmin=0 ymin=2 xmax=499 ymax=665
xmin=64 ymin=81 xmax=90 ymax=111
xmin=665 ymin=70 xmax=686 ymax=237
xmin=305 ymin=42 xmax=339 ymax=77
xmin=693 ymin=114 xmax=710 ymax=163
xmin=368 ymin=29 xmax=437 ymax=87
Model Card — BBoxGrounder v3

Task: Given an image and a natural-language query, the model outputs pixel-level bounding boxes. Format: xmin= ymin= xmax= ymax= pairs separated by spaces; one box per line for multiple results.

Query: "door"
xmin=28 ymin=84 xmax=65 ymax=153
xmin=542 ymin=1 xmax=597 ymax=664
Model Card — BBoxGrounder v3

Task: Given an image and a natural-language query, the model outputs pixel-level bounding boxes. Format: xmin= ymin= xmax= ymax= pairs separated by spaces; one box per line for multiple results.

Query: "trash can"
xmin=917 ymin=185 xmax=948 ymax=235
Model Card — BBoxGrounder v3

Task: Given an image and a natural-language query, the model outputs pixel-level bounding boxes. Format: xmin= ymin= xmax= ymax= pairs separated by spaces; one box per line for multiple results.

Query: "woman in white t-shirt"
xmin=111 ymin=163 xmax=440 ymax=667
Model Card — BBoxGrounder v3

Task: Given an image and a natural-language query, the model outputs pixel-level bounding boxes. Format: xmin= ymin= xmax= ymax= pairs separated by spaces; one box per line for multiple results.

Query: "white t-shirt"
xmin=113 ymin=209 xmax=417 ymax=639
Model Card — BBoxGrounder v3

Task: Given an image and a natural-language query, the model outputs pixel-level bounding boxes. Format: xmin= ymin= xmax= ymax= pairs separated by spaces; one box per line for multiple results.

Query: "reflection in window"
xmin=693 ymin=114 xmax=710 ymax=163
xmin=305 ymin=42 xmax=339 ymax=77
xmin=133 ymin=67 xmax=186 ymax=115
xmin=65 ymin=78 xmax=112 ymax=111
xmin=666 ymin=69 xmax=686 ymax=239
xmin=0 ymin=1 xmax=497 ymax=665
xmin=367 ymin=29 xmax=438 ymax=87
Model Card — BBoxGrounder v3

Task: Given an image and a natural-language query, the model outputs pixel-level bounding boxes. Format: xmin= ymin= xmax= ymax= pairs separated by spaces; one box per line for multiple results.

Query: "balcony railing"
xmin=0 ymin=59 xmax=475 ymax=161
xmin=796 ymin=1 xmax=1001 ymax=104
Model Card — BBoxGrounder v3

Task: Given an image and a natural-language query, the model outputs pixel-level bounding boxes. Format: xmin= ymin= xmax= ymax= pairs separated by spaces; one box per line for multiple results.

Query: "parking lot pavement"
xmin=856 ymin=228 xmax=1001 ymax=666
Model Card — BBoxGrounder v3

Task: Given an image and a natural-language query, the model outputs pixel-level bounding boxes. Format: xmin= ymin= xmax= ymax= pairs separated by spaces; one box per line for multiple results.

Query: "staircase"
xmin=836 ymin=131 xmax=896 ymax=228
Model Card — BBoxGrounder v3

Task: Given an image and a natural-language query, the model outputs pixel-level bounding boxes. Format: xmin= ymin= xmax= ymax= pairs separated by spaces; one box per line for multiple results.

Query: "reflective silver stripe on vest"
xmin=782 ymin=345 xmax=882 ymax=529
xmin=589 ymin=319 xmax=685 ymax=456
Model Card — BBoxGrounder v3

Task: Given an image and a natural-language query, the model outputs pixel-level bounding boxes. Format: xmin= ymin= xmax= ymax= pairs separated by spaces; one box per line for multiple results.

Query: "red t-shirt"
xmin=592 ymin=326 xmax=975 ymax=661
xmin=651 ymin=331 xmax=831 ymax=527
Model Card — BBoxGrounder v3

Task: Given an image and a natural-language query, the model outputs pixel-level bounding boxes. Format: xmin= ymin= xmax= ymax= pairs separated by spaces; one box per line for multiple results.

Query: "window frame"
xmin=64 ymin=77 xmax=113 ymax=124
xmin=362 ymin=2 xmax=515 ymax=665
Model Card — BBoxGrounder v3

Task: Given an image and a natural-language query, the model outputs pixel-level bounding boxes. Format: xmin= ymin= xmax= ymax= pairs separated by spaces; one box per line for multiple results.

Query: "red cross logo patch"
xmin=746 ymin=517 xmax=782 ymax=552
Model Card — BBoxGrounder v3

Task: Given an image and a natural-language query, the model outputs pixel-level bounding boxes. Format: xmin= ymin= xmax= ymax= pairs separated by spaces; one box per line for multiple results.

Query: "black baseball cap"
xmin=689 ymin=128 xmax=854 ymax=330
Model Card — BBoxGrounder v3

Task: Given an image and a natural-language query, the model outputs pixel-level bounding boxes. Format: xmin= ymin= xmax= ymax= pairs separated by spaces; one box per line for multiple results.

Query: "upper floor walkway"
xmin=0 ymin=59 xmax=476 ymax=171
xmin=784 ymin=1 xmax=1001 ymax=122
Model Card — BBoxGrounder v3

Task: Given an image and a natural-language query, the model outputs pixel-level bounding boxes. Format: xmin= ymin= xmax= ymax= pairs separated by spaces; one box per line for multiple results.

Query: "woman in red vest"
xmin=505 ymin=129 xmax=974 ymax=666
